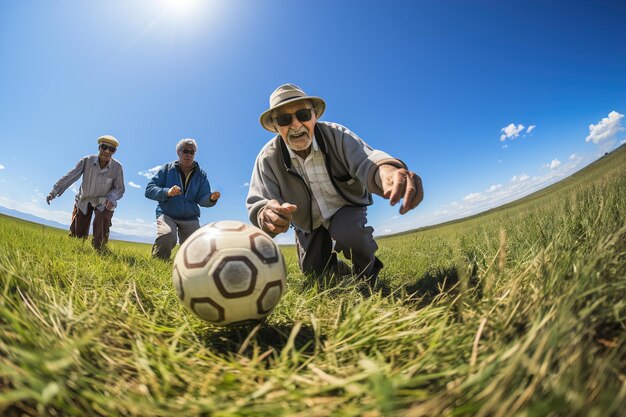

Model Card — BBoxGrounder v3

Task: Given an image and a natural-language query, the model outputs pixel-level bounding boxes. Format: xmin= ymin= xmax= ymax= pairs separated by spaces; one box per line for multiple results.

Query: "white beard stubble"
xmin=286 ymin=127 xmax=312 ymax=152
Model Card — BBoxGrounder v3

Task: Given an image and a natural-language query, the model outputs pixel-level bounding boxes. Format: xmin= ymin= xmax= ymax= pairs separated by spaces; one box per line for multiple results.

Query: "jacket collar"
xmin=174 ymin=160 xmax=199 ymax=171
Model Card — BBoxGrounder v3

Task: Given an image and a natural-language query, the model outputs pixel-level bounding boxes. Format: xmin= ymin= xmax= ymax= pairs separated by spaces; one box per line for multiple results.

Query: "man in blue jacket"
xmin=145 ymin=138 xmax=220 ymax=260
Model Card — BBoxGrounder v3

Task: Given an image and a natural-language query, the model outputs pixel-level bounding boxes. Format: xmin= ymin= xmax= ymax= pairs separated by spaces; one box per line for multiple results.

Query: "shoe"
xmin=370 ymin=257 xmax=384 ymax=279
xmin=336 ymin=259 xmax=353 ymax=277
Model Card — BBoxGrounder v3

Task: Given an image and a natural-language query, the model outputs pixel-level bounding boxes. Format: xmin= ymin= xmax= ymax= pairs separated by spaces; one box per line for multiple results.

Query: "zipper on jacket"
xmin=315 ymin=124 xmax=370 ymax=207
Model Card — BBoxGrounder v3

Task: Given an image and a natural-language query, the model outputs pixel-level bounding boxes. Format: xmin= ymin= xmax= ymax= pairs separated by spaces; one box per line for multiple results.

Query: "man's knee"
xmin=335 ymin=225 xmax=377 ymax=258
xmin=155 ymin=230 xmax=177 ymax=248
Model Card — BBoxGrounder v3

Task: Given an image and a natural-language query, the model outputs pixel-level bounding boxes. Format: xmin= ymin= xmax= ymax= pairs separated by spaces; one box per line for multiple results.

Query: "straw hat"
xmin=97 ymin=135 xmax=119 ymax=147
xmin=259 ymin=84 xmax=326 ymax=132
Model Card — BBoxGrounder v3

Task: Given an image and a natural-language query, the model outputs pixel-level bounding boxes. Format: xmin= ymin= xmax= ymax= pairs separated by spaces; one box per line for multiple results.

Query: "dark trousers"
xmin=295 ymin=206 xmax=382 ymax=279
xmin=69 ymin=203 xmax=113 ymax=250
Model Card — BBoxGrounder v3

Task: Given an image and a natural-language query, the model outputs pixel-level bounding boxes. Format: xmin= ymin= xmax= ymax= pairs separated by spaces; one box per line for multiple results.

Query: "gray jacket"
xmin=246 ymin=121 xmax=406 ymax=234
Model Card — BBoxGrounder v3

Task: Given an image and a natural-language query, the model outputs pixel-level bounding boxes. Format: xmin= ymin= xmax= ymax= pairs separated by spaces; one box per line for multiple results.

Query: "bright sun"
xmin=132 ymin=0 xmax=222 ymax=40
xmin=164 ymin=0 xmax=202 ymax=17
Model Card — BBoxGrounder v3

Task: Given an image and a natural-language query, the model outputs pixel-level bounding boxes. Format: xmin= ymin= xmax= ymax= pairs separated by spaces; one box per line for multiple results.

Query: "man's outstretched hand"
xmin=377 ymin=165 xmax=424 ymax=214
xmin=259 ymin=200 xmax=297 ymax=234
xmin=210 ymin=191 xmax=221 ymax=202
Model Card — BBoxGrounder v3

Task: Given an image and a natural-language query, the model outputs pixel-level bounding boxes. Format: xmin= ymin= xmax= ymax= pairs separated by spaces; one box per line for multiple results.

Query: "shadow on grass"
xmin=101 ymin=249 xmax=154 ymax=268
xmin=202 ymin=323 xmax=324 ymax=359
xmin=404 ymin=263 xmax=480 ymax=307
xmin=296 ymin=269 xmax=394 ymax=299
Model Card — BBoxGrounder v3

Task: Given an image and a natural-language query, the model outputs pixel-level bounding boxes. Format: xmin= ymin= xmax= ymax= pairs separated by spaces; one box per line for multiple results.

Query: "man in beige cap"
xmin=247 ymin=84 xmax=423 ymax=284
xmin=46 ymin=135 xmax=125 ymax=251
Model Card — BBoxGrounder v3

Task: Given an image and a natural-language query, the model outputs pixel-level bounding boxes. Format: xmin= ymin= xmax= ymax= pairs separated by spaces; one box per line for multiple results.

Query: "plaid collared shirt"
xmin=51 ymin=155 xmax=125 ymax=214
xmin=287 ymin=137 xmax=346 ymax=229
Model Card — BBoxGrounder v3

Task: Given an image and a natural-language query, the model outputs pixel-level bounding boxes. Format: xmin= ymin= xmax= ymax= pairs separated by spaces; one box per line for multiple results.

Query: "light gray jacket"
xmin=246 ymin=121 xmax=406 ymax=234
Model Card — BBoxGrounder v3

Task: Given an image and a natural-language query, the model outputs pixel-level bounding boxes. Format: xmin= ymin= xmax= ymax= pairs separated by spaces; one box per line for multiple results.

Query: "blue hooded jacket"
xmin=145 ymin=161 xmax=216 ymax=220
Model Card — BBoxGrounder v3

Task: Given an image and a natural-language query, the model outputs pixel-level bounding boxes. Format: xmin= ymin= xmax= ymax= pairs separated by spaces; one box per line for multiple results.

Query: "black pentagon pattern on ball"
xmin=257 ymin=280 xmax=283 ymax=314
xmin=183 ymin=233 xmax=217 ymax=269
xmin=213 ymin=256 xmax=257 ymax=298
xmin=210 ymin=220 xmax=248 ymax=232
xmin=249 ymin=232 xmax=279 ymax=264
xmin=190 ymin=297 xmax=225 ymax=323
xmin=173 ymin=264 xmax=184 ymax=300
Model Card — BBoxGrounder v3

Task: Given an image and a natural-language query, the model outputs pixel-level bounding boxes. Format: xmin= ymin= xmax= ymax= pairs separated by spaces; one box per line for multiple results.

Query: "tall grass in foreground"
xmin=1 ymin=147 xmax=625 ymax=416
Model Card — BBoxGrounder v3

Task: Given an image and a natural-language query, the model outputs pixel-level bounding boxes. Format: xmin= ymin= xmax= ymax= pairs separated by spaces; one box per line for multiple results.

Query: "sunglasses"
xmin=274 ymin=108 xmax=313 ymax=127
xmin=100 ymin=144 xmax=117 ymax=153
xmin=181 ymin=149 xmax=196 ymax=155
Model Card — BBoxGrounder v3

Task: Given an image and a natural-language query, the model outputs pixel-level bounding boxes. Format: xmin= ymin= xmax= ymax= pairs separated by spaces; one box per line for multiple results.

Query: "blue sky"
xmin=0 ymin=0 xmax=625 ymax=244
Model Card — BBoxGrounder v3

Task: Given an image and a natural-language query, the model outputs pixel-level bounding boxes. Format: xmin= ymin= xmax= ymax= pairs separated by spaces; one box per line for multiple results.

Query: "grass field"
xmin=1 ymin=146 xmax=625 ymax=416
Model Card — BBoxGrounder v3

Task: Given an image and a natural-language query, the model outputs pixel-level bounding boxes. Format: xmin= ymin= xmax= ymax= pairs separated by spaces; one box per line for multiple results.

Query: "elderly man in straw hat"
xmin=247 ymin=84 xmax=424 ymax=283
xmin=46 ymin=135 xmax=125 ymax=251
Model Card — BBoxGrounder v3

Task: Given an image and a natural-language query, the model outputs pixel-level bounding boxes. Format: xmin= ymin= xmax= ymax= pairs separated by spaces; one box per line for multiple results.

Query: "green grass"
xmin=1 ymin=146 xmax=625 ymax=416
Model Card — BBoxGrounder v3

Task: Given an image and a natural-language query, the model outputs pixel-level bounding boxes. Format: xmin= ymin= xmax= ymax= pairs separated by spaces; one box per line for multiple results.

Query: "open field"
xmin=1 ymin=146 xmax=625 ymax=416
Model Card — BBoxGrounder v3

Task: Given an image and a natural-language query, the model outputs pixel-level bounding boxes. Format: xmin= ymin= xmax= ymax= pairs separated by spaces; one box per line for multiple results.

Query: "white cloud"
xmin=138 ymin=165 xmax=162 ymax=179
xmin=569 ymin=153 xmax=583 ymax=162
xmin=586 ymin=111 xmax=624 ymax=144
xmin=128 ymin=181 xmax=141 ymax=189
xmin=502 ymin=144 xmax=509 ymax=149
xmin=463 ymin=192 xmax=482 ymax=201
xmin=500 ymin=123 xmax=525 ymax=141
xmin=241 ymin=182 xmax=250 ymax=188
xmin=109 ymin=218 xmax=155 ymax=240
xmin=485 ymin=184 xmax=501 ymax=193
xmin=543 ymin=159 xmax=561 ymax=170
xmin=527 ymin=125 xmax=536 ymax=134
xmin=550 ymin=159 xmax=561 ymax=170
xmin=0 ymin=164 xmax=5 ymax=170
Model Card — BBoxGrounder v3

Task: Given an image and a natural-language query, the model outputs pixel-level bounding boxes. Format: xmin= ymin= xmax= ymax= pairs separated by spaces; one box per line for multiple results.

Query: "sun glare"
xmin=127 ymin=0 xmax=225 ymax=44
xmin=164 ymin=0 xmax=203 ymax=17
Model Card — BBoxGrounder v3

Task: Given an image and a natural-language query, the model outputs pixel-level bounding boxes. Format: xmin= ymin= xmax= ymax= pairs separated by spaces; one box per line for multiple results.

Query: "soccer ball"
xmin=172 ymin=220 xmax=286 ymax=326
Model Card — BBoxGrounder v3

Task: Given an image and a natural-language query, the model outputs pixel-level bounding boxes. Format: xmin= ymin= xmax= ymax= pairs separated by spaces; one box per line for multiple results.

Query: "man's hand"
xmin=167 ymin=185 xmax=182 ymax=197
xmin=105 ymin=200 xmax=115 ymax=211
xmin=376 ymin=165 xmax=424 ymax=214
xmin=259 ymin=200 xmax=297 ymax=234
xmin=46 ymin=194 xmax=54 ymax=205
xmin=210 ymin=191 xmax=221 ymax=202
